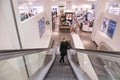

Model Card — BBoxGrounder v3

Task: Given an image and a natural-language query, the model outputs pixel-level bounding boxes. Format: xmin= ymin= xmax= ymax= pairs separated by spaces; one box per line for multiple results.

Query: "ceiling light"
xmin=28 ymin=2 xmax=33 ymax=5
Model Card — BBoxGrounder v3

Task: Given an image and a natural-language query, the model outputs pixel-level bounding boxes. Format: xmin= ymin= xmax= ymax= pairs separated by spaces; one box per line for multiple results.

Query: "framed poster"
xmin=107 ymin=19 xmax=117 ymax=38
xmin=102 ymin=17 xmax=109 ymax=33
xmin=38 ymin=17 xmax=45 ymax=38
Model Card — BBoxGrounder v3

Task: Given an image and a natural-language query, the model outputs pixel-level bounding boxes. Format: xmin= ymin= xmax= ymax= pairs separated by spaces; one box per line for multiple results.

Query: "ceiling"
xmin=52 ymin=0 xmax=95 ymax=6
xmin=17 ymin=0 xmax=96 ymax=6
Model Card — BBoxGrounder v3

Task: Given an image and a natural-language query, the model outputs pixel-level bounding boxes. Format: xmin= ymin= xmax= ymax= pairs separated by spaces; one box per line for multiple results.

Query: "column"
xmin=66 ymin=1 xmax=72 ymax=9
xmin=43 ymin=0 xmax=52 ymax=32
xmin=91 ymin=0 xmax=107 ymax=41
xmin=0 ymin=0 xmax=20 ymax=49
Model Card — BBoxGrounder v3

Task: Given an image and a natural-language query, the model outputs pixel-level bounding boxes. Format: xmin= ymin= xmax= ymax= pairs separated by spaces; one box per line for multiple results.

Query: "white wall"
xmin=0 ymin=0 xmax=20 ymax=50
xmin=91 ymin=0 xmax=107 ymax=41
xmin=19 ymin=13 xmax=46 ymax=48
xmin=19 ymin=12 xmax=52 ymax=49
xmin=92 ymin=0 xmax=120 ymax=51
xmin=94 ymin=13 xmax=120 ymax=50
xmin=12 ymin=0 xmax=52 ymax=49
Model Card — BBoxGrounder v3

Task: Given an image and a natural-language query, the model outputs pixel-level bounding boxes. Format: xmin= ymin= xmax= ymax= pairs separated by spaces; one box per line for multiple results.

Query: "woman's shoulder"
xmin=65 ymin=41 xmax=69 ymax=43
xmin=61 ymin=41 xmax=66 ymax=44
xmin=61 ymin=41 xmax=65 ymax=43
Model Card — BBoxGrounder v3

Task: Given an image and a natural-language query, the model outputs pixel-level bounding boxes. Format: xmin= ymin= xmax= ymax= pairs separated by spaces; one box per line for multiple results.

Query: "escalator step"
xmin=44 ymin=55 xmax=77 ymax=80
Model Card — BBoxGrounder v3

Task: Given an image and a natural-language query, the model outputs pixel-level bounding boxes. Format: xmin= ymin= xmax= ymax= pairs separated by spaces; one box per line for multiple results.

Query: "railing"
xmin=0 ymin=48 xmax=120 ymax=80
xmin=69 ymin=48 xmax=120 ymax=80
xmin=0 ymin=48 xmax=55 ymax=80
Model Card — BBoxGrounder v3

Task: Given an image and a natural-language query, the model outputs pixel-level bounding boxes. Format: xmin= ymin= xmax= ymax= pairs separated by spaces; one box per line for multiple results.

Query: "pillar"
xmin=66 ymin=1 xmax=72 ymax=9
xmin=91 ymin=0 xmax=108 ymax=41
xmin=43 ymin=0 xmax=52 ymax=32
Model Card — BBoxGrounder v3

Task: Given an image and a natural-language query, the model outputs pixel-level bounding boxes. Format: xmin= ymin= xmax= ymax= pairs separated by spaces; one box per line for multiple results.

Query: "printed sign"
xmin=107 ymin=19 xmax=117 ymax=38
xmin=102 ymin=17 xmax=109 ymax=33
xmin=38 ymin=17 xmax=45 ymax=38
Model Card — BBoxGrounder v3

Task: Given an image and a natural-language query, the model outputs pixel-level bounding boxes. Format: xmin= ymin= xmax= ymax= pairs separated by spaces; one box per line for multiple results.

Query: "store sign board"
xmin=58 ymin=5 xmax=65 ymax=8
xmin=107 ymin=19 xmax=117 ymax=38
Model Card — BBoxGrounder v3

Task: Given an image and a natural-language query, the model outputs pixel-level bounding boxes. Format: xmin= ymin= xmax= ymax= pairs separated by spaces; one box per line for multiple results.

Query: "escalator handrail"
xmin=0 ymin=48 xmax=49 ymax=60
xmin=73 ymin=48 xmax=120 ymax=56
xmin=74 ymin=48 xmax=120 ymax=65
xmin=68 ymin=49 xmax=120 ymax=80
xmin=67 ymin=53 xmax=86 ymax=80
xmin=0 ymin=48 xmax=49 ymax=53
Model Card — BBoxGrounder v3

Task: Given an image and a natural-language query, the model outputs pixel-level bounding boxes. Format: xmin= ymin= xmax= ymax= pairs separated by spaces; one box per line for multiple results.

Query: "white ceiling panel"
xmin=17 ymin=0 xmax=96 ymax=6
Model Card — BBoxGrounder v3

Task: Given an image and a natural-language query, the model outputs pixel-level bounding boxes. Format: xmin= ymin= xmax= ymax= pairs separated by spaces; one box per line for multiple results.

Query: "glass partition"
xmin=0 ymin=49 xmax=53 ymax=80
xmin=70 ymin=49 xmax=120 ymax=80
xmin=0 ymin=56 xmax=28 ymax=80
xmin=25 ymin=50 xmax=52 ymax=77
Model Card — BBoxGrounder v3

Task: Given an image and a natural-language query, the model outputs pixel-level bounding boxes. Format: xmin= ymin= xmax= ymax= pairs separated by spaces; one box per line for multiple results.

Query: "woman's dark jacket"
xmin=60 ymin=41 xmax=72 ymax=56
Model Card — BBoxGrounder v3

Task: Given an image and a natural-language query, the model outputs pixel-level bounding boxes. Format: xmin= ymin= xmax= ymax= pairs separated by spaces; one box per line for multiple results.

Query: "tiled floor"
xmin=78 ymin=30 xmax=97 ymax=50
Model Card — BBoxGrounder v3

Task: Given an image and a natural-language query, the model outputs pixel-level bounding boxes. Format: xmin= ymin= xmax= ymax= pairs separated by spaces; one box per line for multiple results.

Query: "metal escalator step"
xmin=45 ymin=78 xmax=76 ymax=80
xmin=98 ymin=75 xmax=110 ymax=80
xmin=44 ymin=55 xmax=77 ymax=80
xmin=44 ymin=55 xmax=52 ymax=66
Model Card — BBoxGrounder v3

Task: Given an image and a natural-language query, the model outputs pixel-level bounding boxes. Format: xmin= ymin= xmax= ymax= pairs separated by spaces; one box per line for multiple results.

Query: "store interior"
xmin=0 ymin=0 xmax=119 ymax=51
xmin=15 ymin=0 xmax=120 ymax=51
xmin=51 ymin=4 xmax=95 ymax=33
xmin=1 ymin=0 xmax=120 ymax=80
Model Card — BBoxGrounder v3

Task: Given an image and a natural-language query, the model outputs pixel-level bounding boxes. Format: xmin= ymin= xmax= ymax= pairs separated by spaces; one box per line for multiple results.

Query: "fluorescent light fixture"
xmin=79 ymin=4 xmax=91 ymax=9
xmin=86 ymin=0 xmax=96 ymax=1
xmin=28 ymin=2 xmax=33 ymax=5
xmin=83 ymin=61 xmax=87 ymax=64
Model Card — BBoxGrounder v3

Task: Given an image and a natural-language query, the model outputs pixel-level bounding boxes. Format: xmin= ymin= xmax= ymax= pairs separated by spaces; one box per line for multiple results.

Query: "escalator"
xmin=44 ymin=55 xmax=77 ymax=80
xmin=0 ymin=48 xmax=120 ymax=80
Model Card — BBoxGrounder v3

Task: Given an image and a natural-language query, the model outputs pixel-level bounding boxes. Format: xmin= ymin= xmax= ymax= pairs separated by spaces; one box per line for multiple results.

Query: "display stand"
xmin=59 ymin=25 xmax=71 ymax=33
xmin=82 ymin=22 xmax=93 ymax=32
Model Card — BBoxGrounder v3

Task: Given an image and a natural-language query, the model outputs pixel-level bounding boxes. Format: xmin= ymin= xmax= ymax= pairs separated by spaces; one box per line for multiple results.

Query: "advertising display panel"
xmin=65 ymin=13 xmax=73 ymax=24
xmin=66 ymin=13 xmax=73 ymax=20
xmin=92 ymin=4 xmax=96 ymax=9
xmin=102 ymin=17 xmax=109 ymax=33
xmin=87 ymin=13 xmax=94 ymax=21
xmin=107 ymin=19 xmax=117 ymax=38
xmin=38 ymin=17 xmax=45 ymax=38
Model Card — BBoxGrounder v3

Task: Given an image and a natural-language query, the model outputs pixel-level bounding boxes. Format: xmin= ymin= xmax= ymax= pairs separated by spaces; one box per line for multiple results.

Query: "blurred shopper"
xmin=59 ymin=36 xmax=72 ymax=63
